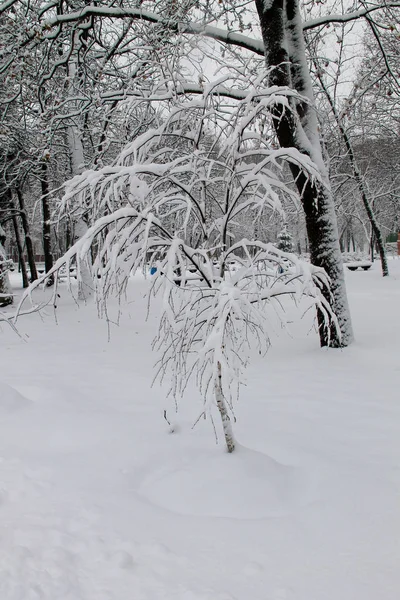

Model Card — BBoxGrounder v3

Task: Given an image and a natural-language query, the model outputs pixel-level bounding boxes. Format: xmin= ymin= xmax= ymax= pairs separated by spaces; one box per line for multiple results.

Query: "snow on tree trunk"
xmin=255 ymin=0 xmax=353 ymax=347
xmin=73 ymin=217 xmax=92 ymax=301
xmin=300 ymin=179 xmax=352 ymax=347
xmin=40 ymin=159 xmax=54 ymax=286
xmin=67 ymin=59 xmax=93 ymax=302
xmin=215 ymin=361 xmax=235 ymax=453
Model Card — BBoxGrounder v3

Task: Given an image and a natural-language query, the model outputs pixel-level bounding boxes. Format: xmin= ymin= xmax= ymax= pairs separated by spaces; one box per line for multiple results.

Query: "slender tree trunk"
xmin=40 ymin=161 xmax=54 ymax=285
xmin=339 ymin=231 xmax=345 ymax=252
xmin=255 ymin=0 xmax=353 ymax=347
xmin=11 ymin=211 xmax=29 ymax=288
xmin=0 ymin=225 xmax=13 ymax=306
xmin=215 ymin=362 xmax=235 ymax=453
xmin=15 ymin=187 xmax=38 ymax=282
xmin=65 ymin=217 xmax=72 ymax=251
xmin=370 ymin=231 xmax=375 ymax=262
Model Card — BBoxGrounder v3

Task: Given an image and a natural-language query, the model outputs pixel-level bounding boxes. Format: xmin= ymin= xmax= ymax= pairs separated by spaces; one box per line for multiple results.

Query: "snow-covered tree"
xmin=0 ymin=0 xmax=356 ymax=347
xmin=277 ymin=225 xmax=293 ymax=253
xmin=6 ymin=0 xmax=399 ymax=344
xmin=17 ymin=90 xmax=337 ymax=451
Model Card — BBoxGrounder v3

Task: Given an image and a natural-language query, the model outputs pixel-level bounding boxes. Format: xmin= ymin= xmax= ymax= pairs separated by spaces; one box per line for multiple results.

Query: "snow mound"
xmin=138 ymin=445 xmax=311 ymax=519
xmin=0 ymin=382 xmax=32 ymax=413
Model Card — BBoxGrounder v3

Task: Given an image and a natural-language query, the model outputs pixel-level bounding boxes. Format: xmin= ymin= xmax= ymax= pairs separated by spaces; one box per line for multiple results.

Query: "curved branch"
xmin=40 ymin=6 xmax=265 ymax=54
xmin=303 ymin=2 xmax=400 ymax=31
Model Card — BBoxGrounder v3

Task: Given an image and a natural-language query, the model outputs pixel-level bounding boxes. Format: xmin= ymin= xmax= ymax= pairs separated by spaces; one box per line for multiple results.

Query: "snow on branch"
xmin=303 ymin=3 xmax=400 ymax=31
xmin=100 ymin=83 xmax=302 ymax=104
xmin=35 ymin=6 xmax=266 ymax=55
xmin=27 ymin=2 xmax=400 ymax=58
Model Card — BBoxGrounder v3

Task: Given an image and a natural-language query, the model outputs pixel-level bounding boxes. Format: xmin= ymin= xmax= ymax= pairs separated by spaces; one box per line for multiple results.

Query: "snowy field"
xmin=0 ymin=260 xmax=399 ymax=600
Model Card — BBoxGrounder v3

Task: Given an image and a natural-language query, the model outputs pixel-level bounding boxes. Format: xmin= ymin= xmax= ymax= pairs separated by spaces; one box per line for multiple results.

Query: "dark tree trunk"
xmin=339 ymin=230 xmax=345 ymax=252
xmin=370 ymin=231 xmax=375 ymax=262
xmin=10 ymin=204 xmax=29 ymax=288
xmin=0 ymin=223 xmax=13 ymax=306
xmin=16 ymin=187 xmax=38 ymax=282
xmin=40 ymin=161 xmax=54 ymax=285
xmin=66 ymin=217 xmax=72 ymax=251
xmin=12 ymin=217 xmax=29 ymax=288
xmin=255 ymin=0 xmax=353 ymax=347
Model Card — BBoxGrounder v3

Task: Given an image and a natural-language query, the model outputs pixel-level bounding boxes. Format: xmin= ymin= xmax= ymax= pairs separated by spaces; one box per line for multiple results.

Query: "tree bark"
xmin=40 ymin=160 xmax=54 ymax=285
xmin=67 ymin=54 xmax=93 ymax=301
xmin=215 ymin=361 xmax=235 ymax=453
xmin=0 ymin=225 xmax=13 ymax=306
xmin=11 ymin=210 xmax=29 ymax=288
xmin=15 ymin=187 xmax=38 ymax=282
xmin=255 ymin=0 xmax=353 ymax=347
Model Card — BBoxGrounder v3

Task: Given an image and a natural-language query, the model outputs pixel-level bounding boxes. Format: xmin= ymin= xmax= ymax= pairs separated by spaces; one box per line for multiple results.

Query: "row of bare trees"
xmin=1 ymin=0 xmax=399 ymax=450
xmin=1 ymin=0 xmax=399 ymax=333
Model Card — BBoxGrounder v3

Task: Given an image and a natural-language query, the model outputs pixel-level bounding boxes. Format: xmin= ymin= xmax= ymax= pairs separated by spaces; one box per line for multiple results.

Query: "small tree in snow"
xmin=18 ymin=85 xmax=337 ymax=452
xmin=277 ymin=225 xmax=293 ymax=253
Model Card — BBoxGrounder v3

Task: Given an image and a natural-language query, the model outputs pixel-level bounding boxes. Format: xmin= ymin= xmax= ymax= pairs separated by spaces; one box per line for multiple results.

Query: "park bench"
xmin=345 ymin=261 xmax=372 ymax=271
xmin=36 ymin=263 xmax=77 ymax=279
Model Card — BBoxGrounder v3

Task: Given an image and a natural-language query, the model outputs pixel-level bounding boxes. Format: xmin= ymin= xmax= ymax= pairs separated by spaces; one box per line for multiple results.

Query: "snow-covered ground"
xmin=0 ymin=260 xmax=399 ymax=599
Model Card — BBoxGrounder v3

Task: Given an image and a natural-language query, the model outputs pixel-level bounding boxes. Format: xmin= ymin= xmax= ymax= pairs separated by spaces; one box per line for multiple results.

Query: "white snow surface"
xmin=1 ymin=261 xmax=400 ymax=599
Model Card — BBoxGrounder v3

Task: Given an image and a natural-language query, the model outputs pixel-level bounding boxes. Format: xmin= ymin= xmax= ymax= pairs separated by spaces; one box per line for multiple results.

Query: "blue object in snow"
xmin=150 ymin=267 xmax=157 ymax=275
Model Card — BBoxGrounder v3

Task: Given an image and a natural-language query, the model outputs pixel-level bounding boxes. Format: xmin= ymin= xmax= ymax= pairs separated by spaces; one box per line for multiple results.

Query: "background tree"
xmin=0 ymin=0 xmax=355 ymax=347
xmin=309 ymin=30 xmax=389 ymax=275
xmin=4 ymin=0 xmax=400 ymax=346
xmin=277 ymin=224 xmax=293 ymax=253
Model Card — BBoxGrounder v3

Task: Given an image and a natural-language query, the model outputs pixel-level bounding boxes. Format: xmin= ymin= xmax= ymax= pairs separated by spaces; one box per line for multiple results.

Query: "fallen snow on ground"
xmin=0 ymin=261 xmax=399 ymax=599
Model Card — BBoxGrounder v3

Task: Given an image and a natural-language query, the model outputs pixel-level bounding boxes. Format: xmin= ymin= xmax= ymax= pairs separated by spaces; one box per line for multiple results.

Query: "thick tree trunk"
xmin=16 ymin=187 xmax=38 ymax=282
xmin=40 ymin=161 xmax=54 ymax=286
xmin=65 ymin=54 xmax=93 ymax=301
xmin=255 ymin=0 xmax=353 ymax=347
